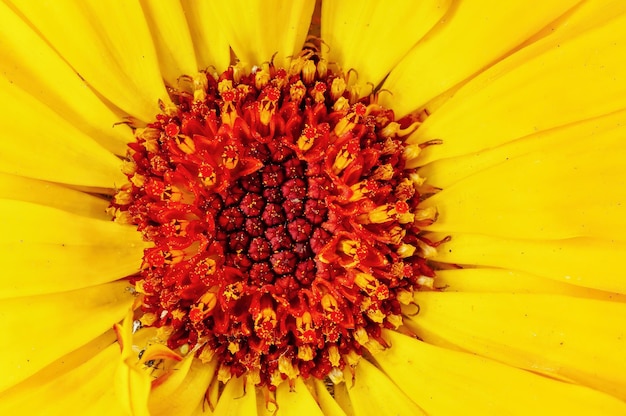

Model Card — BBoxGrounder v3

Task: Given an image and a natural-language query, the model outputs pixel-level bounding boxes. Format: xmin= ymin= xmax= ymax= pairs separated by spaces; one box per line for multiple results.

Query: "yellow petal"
xmin=346 ymin=359 xmax=426 ymax=415
xmin=435 ymin=268 xmax=626 ymax=303
xmin=407 ymin=292 xmax=626 ymax=401
xmin=0 ymin=173 xmax=110 ymax=220
xmin=311 ymin=378 xmax=347 ymax=416
xmin=114 ymin=311 xmax=151 ymax=416
xmin=0 ymin=1 xmax=132 ymax=155
xmin=139 ymin=0 xmax=198 ymax=86
xmin=0 ymin=337 xmax=127 ymax=415
xmin=7 ymin=0 xmax=170 ymax=122
xmin=149 ymin=356 xmax=217 ymax=416
xmin=430 ymin=232 xmax=626 ymax=295
xmin=380 ymin=0 xmax=581 ymax=116
xmin=333 ymin=382 xmax=355 ymax=416
xmin=180 ymin=0 xmax=230 ymax=73
xmin=208 ymin=0 xmax=315 ymax=68
xmin=421 ymin=118 xmax=626 ymax=240
xmin=407 ymin=10 xmax=626 ymax=166
xmin=0 ymin=74 xmax=125 ymax=188
xmin=370 ymin=330 xmax=626 ymax=415
xmin=419 ymin=107 xmax=626 ymax=189
xmin=0 ymin=200 xmax=146 ymax=298
xmin=321 ymin=0 xmax=449 ymax=88
xmin=276 ymin=378 xmax=324 ymax=416
xmin=0 ymin=281 xmax=133 ymax=393
xmin=213 ymin=377 xmax=256 ymax=415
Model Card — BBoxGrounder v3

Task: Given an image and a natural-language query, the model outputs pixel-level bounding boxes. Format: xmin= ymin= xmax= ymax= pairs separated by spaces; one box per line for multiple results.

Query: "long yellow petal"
xmin=7 ymin=0 xmax=170 ymax=122
xmin=0 ymin=74 xmax=125 ymax=188
xmin=407 ymin=292 xmax=626 ymax=401
xmin=0 ymin=200 xmax=146 ymax=298
xmin=0 ymin=1 xmax=132 ymax=155
xmin=429 ymin=232 xmax=626 ymax=295
xmin=149 ymin=356 xmax=217 ymax=416
xmin=419 ymin=107 xmax=626 ymax=189
xmin=0 ymin=339 xmax=127 ymax=415
xmin=276 ymin=378 xmax=324 ymax=416
xmin=407 ymin=10 xmax=626 ymax=166
xmin=347 ymin=359 xmax=426 ymax=415
xmin=213 ymin=377 xmax=256 ymax=415
xmin=114 ymin=311 xmax=151 ymax=416
xmin=321 ymin=0 xmax=449 ymax=89
xmin=139 ymin=0 xmax=198 ymax=87
xmin=180 ymin=0 xmax=230 ymax=73
xmin=0 ymin=281 xmax=133 ymax=393
xmin=0 ymin=173 xmax=110 ymax=220
xmin=311 ymin=378 xmax=347 ymax=416
xmin=435 ymin=268 xmax=626 ymax=303
xmin=208 ymin=0 xmax=315 ymax=68
xmin=380 ymin=0 xmax=581 ymax=116
xmin=370 ymin=330 xmax=626 ymax=415
xmin=421 ymin=119 xmax=626 ymax=240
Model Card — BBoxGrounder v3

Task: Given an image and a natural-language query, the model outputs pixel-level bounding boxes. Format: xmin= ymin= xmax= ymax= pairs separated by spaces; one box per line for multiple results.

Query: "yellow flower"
xmin=2 ymin=0 xmax=626 ymax=415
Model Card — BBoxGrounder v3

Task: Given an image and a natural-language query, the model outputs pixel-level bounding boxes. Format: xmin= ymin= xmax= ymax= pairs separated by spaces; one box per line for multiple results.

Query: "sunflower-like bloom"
xmin=2 ymin=0 xmax=626 ymax=415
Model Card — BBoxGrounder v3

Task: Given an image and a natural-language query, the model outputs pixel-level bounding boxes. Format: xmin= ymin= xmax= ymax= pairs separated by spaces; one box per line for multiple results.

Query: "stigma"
xmin=110 ymin=51 xmax=436 ymax=388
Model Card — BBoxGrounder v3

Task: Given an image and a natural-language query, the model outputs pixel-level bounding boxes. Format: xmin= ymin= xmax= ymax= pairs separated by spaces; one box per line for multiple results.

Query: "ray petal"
xmin=430 ymin=232 xmax=626 ymax=294
xmin=208 ymin=0 xmax=315 ymax=68
xmin=407 ymin=10 xmax=626 ymax=165
xmin=0 ymin=281 xmax=133 ymax=393
xmin=180 ymin=0 xmax=230 ymax=73
xmin=7 ymin=0 xmax=171 ymax=122
xmin=139 ymin=0 xmax=198 ymax=87
xmin=370 ymin=330 xmax=626 ymax=415
xmin=0 ymin=200 xmax=146 ymax=298
xmin=407 ymin=292 xmax=626 ymax=400
xmin=0 ymin=75 xmax=125 ymax=188
xmin=420 ymin=119 xmax=626 ymax=240
xmin=0 ymin=1 xmax=132 ymax=155
xmin=380 ymin=0 xmax=582 ymax=116
xmin=321 ymin=0 xmax=449 ymax=89
xmin=275 ymin=378 xmax=324 ymax=416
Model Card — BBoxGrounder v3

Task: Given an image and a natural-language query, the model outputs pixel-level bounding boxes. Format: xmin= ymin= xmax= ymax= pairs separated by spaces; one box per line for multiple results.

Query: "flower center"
xmin=111 ymin=51 xmax=437 ymax=388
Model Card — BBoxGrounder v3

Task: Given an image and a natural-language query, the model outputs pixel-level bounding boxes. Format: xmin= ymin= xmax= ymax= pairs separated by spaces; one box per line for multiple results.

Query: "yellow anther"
xmin=370 ymin=164 xmax=394 ymax=181
xmin=388 ymin=226 xmax=405 ymax=245
xmin=397 ymin=290 xmax=414 ymax=305
xmin=290 ymin=80 xmax=306 ymax=104
xmin=278 ymin=355 xmax=300 ymax=379
xmin=328 ymin=346 xmax=341 ymax=367
xmin=380 ymin=121 xmax=401 ymax=138
xmin=221 ymin=145 xmax=239 ymax=169
xmin=332 ymin=144 xmax=357 ymax=174
xmin=114 ymin=188 xmax=132 ymax=205
xmin=387 ymin=314 xmax=403 ymax=329
xmin=354 ymin=327 xmax=369 ymax=345
xmin=302 ymin=59 xmax=316 ymax=84
xmin=297 ymin=345 xmax=314 ymax=361
xmin=217 ymin=364 xmax=232 ymax=383
xmin=333 ymin=96 xmax=350 ymax=112
xmin=228 ymin=341 xmax=240 ymax=354
xmin=321 ymin=293 xmax=339 ymax=312
xmin=364 ymin=204 xmax=394 ymax=224
xmin=397 ymin=243 xmax=416 ymax=258
xmin=130 ymin=173 xmax=145 ymax=187
xmin=409 ymin=172 xmax=427 ymax=187
xmin=330 ymin=77 xmax=346 ymax=101
xmin=198 ymin=346 xmax=215 ymax=363
xmin=395 ymin=178 xmax=415 ymax=201
xmin=416 ymin=239 xmax=438 ymax=259
xmin=217 ymin=79 xmax=233 ymax=94
xmin=316 ymin=59 xmax=328 ymax=79
xmin=255 ymin=68 xmax=271 ymax=90
xmin=121 ymin=159 xmax=137 ymax=176
xmin=417 ymin=276 xmax=435 ymax=289
xmin=404 ymin=143 xmax=422 ymax=161
xmin=414 ymin=206 xmax=438 ymax=223
xmin=175 ymin=135 xmax=196 ymax=154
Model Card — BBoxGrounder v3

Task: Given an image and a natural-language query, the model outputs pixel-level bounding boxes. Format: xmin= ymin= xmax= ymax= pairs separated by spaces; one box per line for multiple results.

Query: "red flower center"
xmin=111 ymin=52 xmax=437 ymax=387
